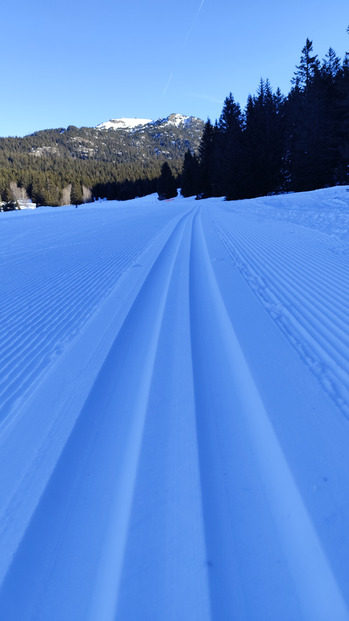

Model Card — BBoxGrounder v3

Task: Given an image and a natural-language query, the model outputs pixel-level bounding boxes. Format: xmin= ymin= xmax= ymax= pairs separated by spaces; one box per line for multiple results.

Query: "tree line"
xmin=181 ymin=37 xmax=349 ymax=200
xmin=0 ymin=150 xmax=167 ymax=208
xmin=0 ymin=121 xmax=201 ymax=207
xmin=1 ymin=36 xmax=347 ymax=208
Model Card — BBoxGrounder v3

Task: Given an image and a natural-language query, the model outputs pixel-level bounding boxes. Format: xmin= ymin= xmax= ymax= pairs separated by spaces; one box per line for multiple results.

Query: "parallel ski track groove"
xmin=0 ymin=211 xmax=195 ymax=621
xmin=1 ymin=197 xmax=349 ymax=620
xmin=191 ymin=209 xmax=349 ymax=621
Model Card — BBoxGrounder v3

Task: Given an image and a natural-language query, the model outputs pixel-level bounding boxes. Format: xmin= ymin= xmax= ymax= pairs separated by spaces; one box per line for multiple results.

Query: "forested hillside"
xmin=2 ymin=36 xmax=348 ymax=209
xmin=0 ymin=115 xmax=203 ymax=206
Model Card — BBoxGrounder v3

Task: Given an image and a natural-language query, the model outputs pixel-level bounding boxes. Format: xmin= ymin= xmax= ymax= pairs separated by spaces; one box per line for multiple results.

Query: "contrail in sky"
xmin=162 ymin=72 xmax=174 ymax=96
xmin=184 ymin=0 xmax=205 ymax=43
xmin=162 ymin=0 xmax=205 ymax=96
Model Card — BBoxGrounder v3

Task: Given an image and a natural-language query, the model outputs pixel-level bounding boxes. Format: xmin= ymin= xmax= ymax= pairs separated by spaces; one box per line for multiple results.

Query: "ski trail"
xmin=0 ymin=211 xmax=208 ymax=620
xmin=88 ymin=213 xmax=193 ymax=621
xmin=0 ymin=192 xmax=348 ymax=619
xmin=0 ymin=208 xmax=187 ymax=589
xmin=190 ymin=209 xmax=349 ymax=621
xmin=0 ymin=205 xmax=186 ymax=420
xmin=115 ymin=208 xmax=210 ymax=620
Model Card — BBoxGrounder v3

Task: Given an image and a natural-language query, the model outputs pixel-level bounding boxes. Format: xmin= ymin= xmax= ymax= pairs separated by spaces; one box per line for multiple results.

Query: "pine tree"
xmin=196 ymin=119 xmax=216 ymax=198
xmin=336 ymin=54 xmax=349 ymax=183
xmin=2 ymin=187 xmax=13 ymax=203
xmin=243 ymin=79 xmax=286 ymax=197
xmin=322 ymin=47 xmax=341 ymax=83
xmin=217 ymin=93 xmax=244 ymax=199
xmin=286 ymin=40 xmax=326 ymax=191
xmin=1 ymin=186 xmax=18 ymax=211
xmin=71 ymin=181 xmax=83 ymax=205
xmin=157 ymin=162 xmax=177 ymax=200
xmin=180 ymin=150 xmax=200 ymax=197
xmin=317 ymin=48 xmax=344 ymax=185
xmin=292 ymin=38 xmax=320 ymax=91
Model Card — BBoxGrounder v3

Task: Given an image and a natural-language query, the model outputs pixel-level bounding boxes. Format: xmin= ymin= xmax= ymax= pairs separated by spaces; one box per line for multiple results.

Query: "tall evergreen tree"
xmin=196 ymin=119 xmax=217 ymax=198
xmin=1 ymin=187 xmax=18 ymax=210
xmin=180 ymin=150 xmax=200 ymax=197
xmin=244 ymin=79 xmax=286 ymax=197
xmin=71 ymin=181 xmax=83 ymax=205
xmin=286 ymin=40 xmax=326 ymax=190
xmin=322 ymin=47 xmax=341 ymax=82
xmin=157 ymin=162 xmax=177 ymax=200
xmin=216 ymin=93 xmax=244 ymax=199
xmin=318 ymin=48 xmax=345 ymax=185
xmin=292 ymin=38 xmax=320 ymax=91
xmin=336 ymin=53 xmax=349 ymax=183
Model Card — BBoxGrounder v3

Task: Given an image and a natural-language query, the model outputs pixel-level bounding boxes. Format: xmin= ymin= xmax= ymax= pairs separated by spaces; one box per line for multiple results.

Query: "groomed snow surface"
xmin=0 ymin=187 xmax=349 ymax=620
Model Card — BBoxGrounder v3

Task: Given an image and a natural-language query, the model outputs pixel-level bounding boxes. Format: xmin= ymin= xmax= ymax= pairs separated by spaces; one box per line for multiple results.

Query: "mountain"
xmin=0 ymin=114 xmax=204 ymax=206
xmin=95 ymin=113 xmax=200 ymax=132
xmin=96 ymin=118 xmax=153 ymax=131
xmin=2 ymin=113 xmax=204 ymax=162
xmin=59 ymin=113 xmax=205 ymax=162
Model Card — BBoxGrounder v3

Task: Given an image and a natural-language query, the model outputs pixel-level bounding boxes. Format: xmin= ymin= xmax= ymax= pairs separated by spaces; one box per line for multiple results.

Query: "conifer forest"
xmin=182 ymin=39 xmax=349 ymax=200
xmin=1 ymin=37 xmax=348 ymax=207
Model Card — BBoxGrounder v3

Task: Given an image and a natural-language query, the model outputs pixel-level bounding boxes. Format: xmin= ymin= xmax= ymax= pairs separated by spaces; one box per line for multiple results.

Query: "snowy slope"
xmin=96 ymin=113 xmax=200 ymax=132
xmin=0 ymin=188 xmax=349 ymax=620
xmin=96 ymin=118 xmax=153 ymax=131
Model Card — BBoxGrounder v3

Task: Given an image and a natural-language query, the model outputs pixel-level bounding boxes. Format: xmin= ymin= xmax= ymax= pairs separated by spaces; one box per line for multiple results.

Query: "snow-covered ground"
xmin=0 ymin=187 xmax=348 ymax=620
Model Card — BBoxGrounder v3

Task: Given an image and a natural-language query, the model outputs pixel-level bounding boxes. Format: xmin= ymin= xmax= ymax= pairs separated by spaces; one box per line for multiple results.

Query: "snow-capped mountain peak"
xmin=164 ymin=113 xmax=190 ymax=127
xmin=96 ymin=118 xmax=153 ymax=131
xmin=96 ymin=114 xmax=200 ymax=132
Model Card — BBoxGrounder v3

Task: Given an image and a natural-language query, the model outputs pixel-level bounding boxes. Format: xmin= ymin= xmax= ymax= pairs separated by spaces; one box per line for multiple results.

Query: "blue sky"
xmin=1 ymin=0 xmax=348 ymax=136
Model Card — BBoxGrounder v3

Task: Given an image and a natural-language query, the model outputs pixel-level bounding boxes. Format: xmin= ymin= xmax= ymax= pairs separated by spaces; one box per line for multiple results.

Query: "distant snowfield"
xmin=0 ymin=187 xmax=349 ymax=620
xmin=95 ymin=113 xmax=197 ymax=131
xmin=96 ymin=117 xmax=153 ymax=130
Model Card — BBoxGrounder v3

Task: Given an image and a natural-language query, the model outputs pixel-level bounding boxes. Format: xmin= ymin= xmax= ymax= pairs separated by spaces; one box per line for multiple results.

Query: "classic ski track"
xmin=1 ymin=197 xmax=349 ymax=619
xmin=190 ymin=210 xmax=349 ymax=621
xmin=94 ymin=207 xmax=210 ymax=621
xmin=0 ymin=207 xmax=191 ymax=587
xmin=0 ymin=210 xmax=206 ymax=620
xmin=87 ymin=211 xmax=199 ymax=621
xmin=212 ymin=211 xmax=349 ymax=415
xmin=0 ymin=211 xmax=185 ymax=419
